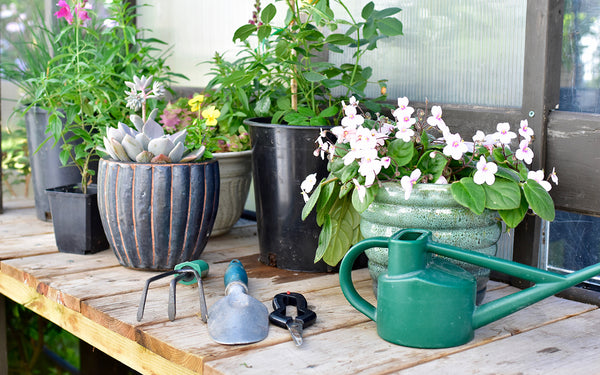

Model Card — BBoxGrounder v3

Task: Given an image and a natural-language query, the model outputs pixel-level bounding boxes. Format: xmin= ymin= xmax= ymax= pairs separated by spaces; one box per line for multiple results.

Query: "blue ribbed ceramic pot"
xmin=97 ymin=158 xmax=219 ymax=270
xmin=360 ymin=182 xmax=502 ymax=304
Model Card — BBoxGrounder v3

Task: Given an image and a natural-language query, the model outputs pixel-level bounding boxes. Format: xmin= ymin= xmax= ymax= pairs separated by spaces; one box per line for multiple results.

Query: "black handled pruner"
xmin=269 ymin=292 xmax=316 ymax=346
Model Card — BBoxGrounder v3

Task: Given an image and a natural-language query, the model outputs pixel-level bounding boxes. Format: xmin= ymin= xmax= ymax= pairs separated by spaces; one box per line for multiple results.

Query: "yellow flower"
xmin=188 ymin=94 xmax=205 ymax=112
xmin=202 ymin=106 xmax=221 ymax=126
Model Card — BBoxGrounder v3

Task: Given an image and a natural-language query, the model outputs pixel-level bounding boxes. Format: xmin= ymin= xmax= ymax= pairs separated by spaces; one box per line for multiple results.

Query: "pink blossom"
xmin=55 ymin=0 xmax=73 ymax=24
xmin=494 ymin=122 xmax=517 ymax=145
xmin=550 ymin=167 xmax=558 ymax=185
xmin=352 ymin=179 xmax=367 ymax=203
xmin=427 ymin=105 xmax=449 ymax=133
xmin=518 ymin=119 xmax=534 ymax=140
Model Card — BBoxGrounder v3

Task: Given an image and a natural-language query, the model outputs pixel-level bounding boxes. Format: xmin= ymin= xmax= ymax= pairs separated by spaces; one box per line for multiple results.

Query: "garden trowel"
xmin=207 ymin=259 xmax=269 ymax=345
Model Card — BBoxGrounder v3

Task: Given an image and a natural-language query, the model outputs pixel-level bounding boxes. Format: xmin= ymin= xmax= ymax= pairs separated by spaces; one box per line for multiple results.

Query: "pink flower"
xmin=528 ymin=170 xmax=552 ymax=191
xmin=401 ymin=169 xmax=422 ymax=200
xmin=518 ymin=119 xmax=534 ymax=140
xmin=442 ymin=132 xmax=468 ymax=160
xmin=494 ymin=122 xmax=517 ymax=145
xmin=55 ymin=0 xmax=73 ymax=24
xmin=515 ymin=139 xmax=534 ymax=164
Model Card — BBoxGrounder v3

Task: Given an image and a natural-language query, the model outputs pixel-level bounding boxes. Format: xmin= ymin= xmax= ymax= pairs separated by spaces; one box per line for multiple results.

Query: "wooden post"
xmin=512 ymin=0 xmax=563 ymax=287
xmin=0 ymin=295 xmax=7 ymax=375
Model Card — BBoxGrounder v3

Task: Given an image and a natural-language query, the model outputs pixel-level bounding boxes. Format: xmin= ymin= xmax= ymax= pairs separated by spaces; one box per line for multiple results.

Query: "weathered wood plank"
xmin=202 ymin=288 xmax=597 ymax=375
xmin=0 ymin=234 xmax=58 ymax=260
xmin=0 ymin=272 xmax=202 ymax=375
xmin=400 ymin=309 xmax=600 ymax=374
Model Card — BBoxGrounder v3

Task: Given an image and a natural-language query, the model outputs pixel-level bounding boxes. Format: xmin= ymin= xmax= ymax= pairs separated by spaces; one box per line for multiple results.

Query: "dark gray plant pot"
xmin=25 ymin=107 xmax=81 ymax=221
xmin=246 ymin=118 xmax=334 ymax=272
xmin=46 ymin=184 xmax=109 ymax=254
xmin=97 ymin=158 xmax=220 ymax=270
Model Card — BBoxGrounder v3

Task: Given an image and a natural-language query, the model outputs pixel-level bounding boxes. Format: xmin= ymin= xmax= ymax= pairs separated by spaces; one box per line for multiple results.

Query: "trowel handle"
xmin=174 ymin=260 xmax=209 ymax=286
xmin=339 ymin=237 xmax=389 ymax=322
xmin=224 ymin=259 xmax=249 ymax=288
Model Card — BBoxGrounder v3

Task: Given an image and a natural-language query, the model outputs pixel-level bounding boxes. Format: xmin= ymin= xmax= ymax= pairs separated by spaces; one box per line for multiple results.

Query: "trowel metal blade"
xmin=207 ymin=291 xmax=269 ymax=345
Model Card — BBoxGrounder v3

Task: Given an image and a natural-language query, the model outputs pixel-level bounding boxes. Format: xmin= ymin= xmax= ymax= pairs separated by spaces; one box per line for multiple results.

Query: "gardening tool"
xmin=137 ymin=260 xmax=209 ymax=323
xmin=207 ymin=259 xmax=269 ymax=345
xmin=339 ymin=228 xmax=600 ymax=349
xmin=269 ymin=291 xmax=317 ymax=346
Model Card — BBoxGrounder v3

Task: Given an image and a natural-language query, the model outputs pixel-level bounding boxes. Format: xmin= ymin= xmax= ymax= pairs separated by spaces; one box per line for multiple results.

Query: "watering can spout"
xmin=339 ymin=228 xmax=600 ymax=349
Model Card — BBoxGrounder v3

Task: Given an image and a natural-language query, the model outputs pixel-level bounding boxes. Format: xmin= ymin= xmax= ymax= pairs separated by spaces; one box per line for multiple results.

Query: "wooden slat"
xmin=0 ymin=272 xmax=201 ymax=374
xmin=400 ymin=309 xmax=600 ymax=374
xmin=203 ymin=287 xmax=597 ymax=375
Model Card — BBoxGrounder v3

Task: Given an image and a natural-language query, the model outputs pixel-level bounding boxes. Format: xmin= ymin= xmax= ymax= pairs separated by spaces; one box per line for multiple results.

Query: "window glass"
xmin=560 ymin=0 xmax=600 ymax=113
xmin=330 ymin=0 xmax=527 ymax=107
xmin=547 ymin=211 xmax=600 ymax=289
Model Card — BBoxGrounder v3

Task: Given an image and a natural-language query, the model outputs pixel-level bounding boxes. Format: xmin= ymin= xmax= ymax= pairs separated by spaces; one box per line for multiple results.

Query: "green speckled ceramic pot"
xmin=360 ymin=182 xmax=502 ymax=304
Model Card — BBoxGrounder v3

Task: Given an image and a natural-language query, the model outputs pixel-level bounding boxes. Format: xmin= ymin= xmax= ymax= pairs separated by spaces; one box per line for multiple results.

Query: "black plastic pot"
xmin=97 ymin=158 xmax=220 ymax=270
xmin=246 ymin=118 xmax=334 ymax=272
xmin=46 ymin=184 xmax=109 ymax=254
xmin=25 ymin=107 xmax=81 ymax=221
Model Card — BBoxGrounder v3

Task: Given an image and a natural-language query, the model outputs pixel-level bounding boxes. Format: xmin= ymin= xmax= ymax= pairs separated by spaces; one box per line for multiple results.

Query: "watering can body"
xmin=339 ymin=229 xmax=600 ymax=349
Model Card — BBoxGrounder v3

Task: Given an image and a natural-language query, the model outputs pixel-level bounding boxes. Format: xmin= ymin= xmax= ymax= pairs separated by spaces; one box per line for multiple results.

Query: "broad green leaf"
xmin=318 ymin=105 xmax=339 ymax=118
xmin=310 ymin=116 xmax=328 ymax=126
xmin=373 ymin=7 xmax=402 ymax=18
xmin=261 ymin=3 xmax=276 ymax=23
xmin=375 ymin=18 xmax=403 ymax=36
xmin=482 ymin=178 xmax=521 ymax=210
xmin=283 ymin=112 xmax=309 ymax=125
xmin=417 ymin=150 xmax=447 ymax=182
xmin=233 ymin=24 xmax=256 ymax=42
xmin=316 ymin=181 xmax=338 ymax=225
xmin=314 ymin=215 xmax=332 ymax=263
xmin=451 ymin=177 xmax=486 ymax=215
xmin=351 ymin=184 xmax=378 ymax=213
xmin=495 ymin=166 xmax=521 ymax=183
xmin=498 ymin=192 xmax=528 ymax=229
xmin=302 ymin=181 xmax=323 ymax=220
xmin=325 ymin=33 xmax=354 ymax=45
xmin=340 ymin=163 xmax=359 ymax=184
xmin=523 ymin=180 xmax=555 ymax=222
xmin=257 ymin=25 xmax=272 ymax=42
xmin=492 ymin=147 xmax=506 ymax=163
xmin=48 ymin=113 xmax=63 ymax=141
xmin=320 ymin=197 xmax=361 ymax=266
xmin=388 ymin=138 xmax=414 ymax=167
xmin=303 ymin=71 xmax=327 ymax=82
xmin=361 ymin=2 xmax=375 ymax=19
xmin=254 ymin=96 xmax=271 ymax=116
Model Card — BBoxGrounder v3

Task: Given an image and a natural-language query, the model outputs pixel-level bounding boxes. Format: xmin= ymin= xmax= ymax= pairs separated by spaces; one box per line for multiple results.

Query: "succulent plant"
xmin=100 ymin=75 xmax=205 ymax=163
xmin=102 ymin=108 xmax=205 ymax=163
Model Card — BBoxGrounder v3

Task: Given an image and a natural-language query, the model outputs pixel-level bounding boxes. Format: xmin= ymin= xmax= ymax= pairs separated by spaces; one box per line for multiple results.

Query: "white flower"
xmin=395 ymin=122 xmax=415 ymax=142
xmin=427 ymin=106 xmax=449 ymax=133
xmin=494 ymin=122 xmax=517 ymax=145
xmin=401 ymin=169 xmax=421 ymax=200
xmin=515 ymin=139 xmax=534 ymax=164
xmin=353 ymin=179 xmax=366 ymax=203
xmin=519 ymin=119 xmax=534 ymax=140
xmin=358 ymin=153 xmax=384 ymax=187
xmin=550 ymin=167 xmax=558 ymax=185
xmin=473 ymin=156 xmax=498 ymax=185
xmin=301 ymin=173 xmax=317 ymax=195
xmin=442 ymin=132 xmax=468 ymax=160
xmin=528 ymin=170 xmax=552 ymax=191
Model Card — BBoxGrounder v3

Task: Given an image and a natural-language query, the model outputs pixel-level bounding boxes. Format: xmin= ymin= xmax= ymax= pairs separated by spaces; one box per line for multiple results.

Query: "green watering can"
xmin=339 ymin=228 xmax=600 ymax=349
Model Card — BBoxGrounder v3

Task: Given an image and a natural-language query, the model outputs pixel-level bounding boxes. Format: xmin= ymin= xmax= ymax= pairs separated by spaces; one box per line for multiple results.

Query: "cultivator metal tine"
xmin=137 ymin=270 xmax=179 ymax=322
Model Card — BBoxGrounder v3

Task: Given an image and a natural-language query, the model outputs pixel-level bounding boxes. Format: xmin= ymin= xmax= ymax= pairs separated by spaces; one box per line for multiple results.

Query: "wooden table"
xmin=1 ymin=199 xmax=599 ymax=374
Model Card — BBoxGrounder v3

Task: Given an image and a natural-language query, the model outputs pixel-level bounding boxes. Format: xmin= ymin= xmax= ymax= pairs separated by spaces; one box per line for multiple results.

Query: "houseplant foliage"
xmin=1 ymin=0 xmax=184 ymax=194
xmin=98 ymin=75 xmax=219 ymax=270
xmin=302 ymin=97 xmax=558 ymax=266
xmin=232 ymin=0 xmax=404 ymax=125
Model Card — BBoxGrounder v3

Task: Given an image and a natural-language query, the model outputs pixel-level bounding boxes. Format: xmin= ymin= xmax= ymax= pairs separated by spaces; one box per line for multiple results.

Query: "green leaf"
xmin=373 ymin=7 xmax=403 ymax=18
xmin=417 ymin=150 xmax=447 ymax=182
xmin=340 ymin=163 xmax=359 ymax=184
xmin=523 ymin=180 xmax=556 ymax=222
xmin=254 ymin=96 xmax=271 ymax=116
xmin=233 ymin=24 xmax=256 ymax=42
xmin=302 ymin=181 xmax=323 ymax=220
xmin=492 ymin=147 xmax=506 ymax=163
xmin=482 ymin=178 xmax=521 ymax=210
xmin=303 ymin=71 xmax=327 ymax=82
xmin=314 ymin=215 xmax=332 ymax=263
xmin=361 ymin=2 xmax=375 ymax=19
xmin=283 ymin=112 xmax=309 ymax=125
xmin=318 ymin=105 xmax=339 ymax=118
xmin=257 ymin=25 xmax=272 ymax=42
xmin=451 ymin=177 xmax=486 ymax=215
xmin=351 ymin=184 xmax=378 ymax=213
xmin=47 ymin=113 xmax=63 ymax=142
xmin=375 ymin=18 xmax=403 ymax=36
xmin=388 ymin=138 xmax=414 ymax=167
xmin=325 ymin=33 xmax=354 ymax=45
xmin=498 ymin=192 xmax=528 ymax=228
xmin=261 ymin=3 xmax=277 ymax=23
xmin=495 ymin=166 xmax=521 ymax=183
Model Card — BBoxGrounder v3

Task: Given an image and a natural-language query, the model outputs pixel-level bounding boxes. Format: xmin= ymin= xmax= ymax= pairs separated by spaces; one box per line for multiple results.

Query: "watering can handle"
xmin=339 ymin=237 xmax=389 ymax=322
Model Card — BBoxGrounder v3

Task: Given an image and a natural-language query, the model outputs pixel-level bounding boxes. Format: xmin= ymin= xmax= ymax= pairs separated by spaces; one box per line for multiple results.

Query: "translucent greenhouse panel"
xmin=329 ymin=0 xmax=527 ymax=107
xmin=560 ymin=0 xmax=600 ymax=113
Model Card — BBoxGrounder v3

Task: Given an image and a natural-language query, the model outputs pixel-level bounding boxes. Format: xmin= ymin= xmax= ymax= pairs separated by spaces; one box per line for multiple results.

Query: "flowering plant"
xmin=160 ymin=93 xmax=251 ymax=157
xmin=301 ymin=96 xmax=558 ymax=266
xmin=230 ymin=0 xmax=404 ymax=126
xmin=1 ymin=0 xmax=182 ymax=193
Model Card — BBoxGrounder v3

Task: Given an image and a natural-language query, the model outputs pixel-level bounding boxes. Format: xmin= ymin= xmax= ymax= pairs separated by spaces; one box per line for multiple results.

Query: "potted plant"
xmin=160 ymin=87 xmax=252 ymax=237
xmin=229 ymin=0 xmax=404 ymax=272
xmin=302 ymin=96 xmax=558 ymax=302
xmin=98 ymin=75 xmax=219 ymax=270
